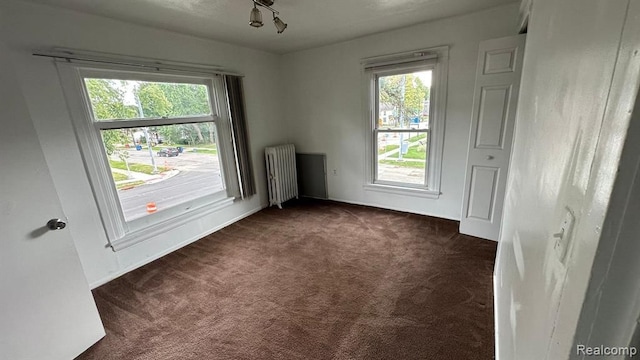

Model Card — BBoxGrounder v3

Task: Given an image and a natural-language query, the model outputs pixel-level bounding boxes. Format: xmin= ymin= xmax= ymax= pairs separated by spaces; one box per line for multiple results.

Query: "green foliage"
xmin=197 ymin=144 xmax=218 ymax=149
xmin=137 ymin=83 xmax=172 ymax=118
xmin=86 ymin=79 xmax=136 ymax=155
xmin=116 ymin=180 xmax=145 ymax=190
xmin=111 ymin=172 xmax=129 ymax=181
xmin=155 ymin=125 xmax=181 ymax=145
xmin=378 ymin=144 xmax=399 ymax=155
xmin=379 ymin=74 xmax=429 ymax=127
xmin=190 ymin=148 xmax=217 ymax=155
xmin=109 ymin=160 xmax=168 ymax=174
xmin=136 ymin=82 xmax=214 ymax=145
xmin=101 ymin=130 xmax=129 ymax=155
xmin=388 ymin=145 xmax=427 ymax=160
xmin=154 ymin=123 xmax=215 ymax=146
xmin=87 ymin=79 xmax=216 ymax=147
xmin=407 ymin=133 xmax=427 ymax=142
xmin=85 ymin=79 xmax=137 ymax=120
xmin=153 ymin=83 xmax=210 ymax=117
xmin=116 ymin=150 xmax=130 ymax=161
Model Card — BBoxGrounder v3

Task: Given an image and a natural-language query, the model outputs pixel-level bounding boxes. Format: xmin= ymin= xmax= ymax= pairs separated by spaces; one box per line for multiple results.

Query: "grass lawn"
xmin=190 ymin=148 xmax=217 ymax=155
xmin=378 ymin=134 xmax=426 ymax=155
xmin=116 ymin=180 xmax=145 ymax=190
xmin=378 ymin=144 xmax=399 ymax=155
xmin=379 ymin=159 xmax=425 ymax=169
xmin=388 ymin=146 xmax=427 ymax=160
xmin=109 ymin=160 xmax=168 ymax=174
xmin=151 ymin=145 xmax=180 ymax=151
xmin=198 ymin=144 xmax=218 ymax=149
xmin=408 ymin=133 xmax=427 ymax=142
xmin=111 ymin=172 xmax=128 ymax=181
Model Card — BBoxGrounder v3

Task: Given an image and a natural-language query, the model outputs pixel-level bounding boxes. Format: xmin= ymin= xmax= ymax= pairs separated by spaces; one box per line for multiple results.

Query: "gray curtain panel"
xmin=224 ymin=75 xmax=256 ymax=198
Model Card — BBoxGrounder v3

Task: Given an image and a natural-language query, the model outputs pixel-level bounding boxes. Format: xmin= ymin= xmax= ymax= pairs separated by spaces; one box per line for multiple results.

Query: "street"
xmin=116 ymin=149 xmax=224 ymax=221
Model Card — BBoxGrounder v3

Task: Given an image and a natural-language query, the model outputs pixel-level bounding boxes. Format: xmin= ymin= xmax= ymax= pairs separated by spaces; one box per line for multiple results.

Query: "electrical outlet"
xmin=553 ymin=207 xmax=575 ymax=264
xmin=332 ymin=169 xmax=337 ymax=176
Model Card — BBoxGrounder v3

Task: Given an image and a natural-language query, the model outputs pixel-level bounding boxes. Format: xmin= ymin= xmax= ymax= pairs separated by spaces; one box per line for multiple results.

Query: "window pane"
xmin=377 ymin=70 xmax=431 ymax=130
xmin=102 ymin=123 xmax=223 ymax=222
xmin=377 ymin=131 xmax=428 ymax=185
xmin=84 ymin=78 xmax=212 ymax=121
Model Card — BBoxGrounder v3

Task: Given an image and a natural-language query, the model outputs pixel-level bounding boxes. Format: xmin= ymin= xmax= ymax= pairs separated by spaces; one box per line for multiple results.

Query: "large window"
xmin=59 ymin=65 xmax=240 ymax=248
xmin=375 ymin=69 xmax=432 ymax=186
xmin=84 ymin=78 xmax=224 ymax=222
xmin=365 ymin=48 xmax=448 ymax=196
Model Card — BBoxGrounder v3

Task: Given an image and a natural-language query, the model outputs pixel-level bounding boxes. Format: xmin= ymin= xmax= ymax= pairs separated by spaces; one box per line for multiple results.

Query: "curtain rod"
xmin=32 ymin=48 xmax=243 ymax=77
xmin=361 ymin=45 xmax=448 ymax=67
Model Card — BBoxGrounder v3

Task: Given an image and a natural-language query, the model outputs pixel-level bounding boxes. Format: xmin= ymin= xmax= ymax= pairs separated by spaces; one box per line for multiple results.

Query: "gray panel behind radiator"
xmin=296 ymin=153 xmax=328 ymax=199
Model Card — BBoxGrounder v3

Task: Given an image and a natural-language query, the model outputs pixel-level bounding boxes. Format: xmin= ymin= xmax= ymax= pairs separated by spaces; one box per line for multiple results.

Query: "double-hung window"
xmin=58 ymin=63 xmax=241 ymax=249
xmin=364 ymin=47 xmax=448 ymax=197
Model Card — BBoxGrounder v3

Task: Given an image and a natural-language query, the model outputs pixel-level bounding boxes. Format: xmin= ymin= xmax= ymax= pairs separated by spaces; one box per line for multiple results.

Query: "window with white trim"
xmin=58 ymin=64 xmax=240 ymax=248
xmin=364 ymin=48 xmax=448 ymax=196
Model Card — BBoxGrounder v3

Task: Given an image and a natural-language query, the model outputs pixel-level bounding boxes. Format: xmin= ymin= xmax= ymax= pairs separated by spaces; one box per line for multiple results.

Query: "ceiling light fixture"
xmin=249 ymin=3 xmax=263 ymax=28
xmin=249 ymin=0 xmax=287 ymax=34
xmin=273 ymin=14 xmax=287 ymax=34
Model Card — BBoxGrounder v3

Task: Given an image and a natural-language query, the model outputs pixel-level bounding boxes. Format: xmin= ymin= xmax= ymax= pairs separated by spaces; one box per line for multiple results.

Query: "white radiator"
xmin=265 ymin=144 xmax=298 ymax=209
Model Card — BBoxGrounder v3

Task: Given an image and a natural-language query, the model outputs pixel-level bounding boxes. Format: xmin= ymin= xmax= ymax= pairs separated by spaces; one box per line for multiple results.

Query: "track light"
xmin=273 ymin=14 xmax=287 ymax=34
xmin=249 ymin=0 xmax=287 ymax=34
xmin=249 ymin=4 xmax=263 ymax=28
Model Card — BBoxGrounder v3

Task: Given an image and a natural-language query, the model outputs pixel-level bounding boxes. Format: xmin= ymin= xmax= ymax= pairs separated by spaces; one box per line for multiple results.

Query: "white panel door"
xmin=0 ymin=44 xmax=105 ymax=360
xmin=460 ymin=35 xmax=526 ymax=241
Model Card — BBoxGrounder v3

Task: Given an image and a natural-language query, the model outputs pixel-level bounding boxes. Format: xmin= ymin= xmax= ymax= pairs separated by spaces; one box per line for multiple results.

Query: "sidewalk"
xmin=377 ymin=164 xmax=425 ymax=184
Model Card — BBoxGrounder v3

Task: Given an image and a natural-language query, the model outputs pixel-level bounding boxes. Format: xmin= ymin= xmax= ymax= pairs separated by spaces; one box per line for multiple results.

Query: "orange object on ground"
xmin=146 ymin=202 xmax=157 ymax=213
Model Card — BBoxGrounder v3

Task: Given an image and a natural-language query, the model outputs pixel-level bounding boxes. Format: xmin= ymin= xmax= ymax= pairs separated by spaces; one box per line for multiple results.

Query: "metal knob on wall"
xmin=47 ymin=219 xmax=67 ymax=231
xmin=486 ymin=155 xmax=495 ymax=160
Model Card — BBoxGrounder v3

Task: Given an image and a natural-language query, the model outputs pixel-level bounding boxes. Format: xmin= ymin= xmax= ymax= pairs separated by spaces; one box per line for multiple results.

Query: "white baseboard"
xmin=327 ymin=197 xmax=460 ymax=222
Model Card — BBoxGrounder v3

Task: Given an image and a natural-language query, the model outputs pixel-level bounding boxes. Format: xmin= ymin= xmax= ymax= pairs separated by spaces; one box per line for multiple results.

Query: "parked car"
xmin=157 ymin=147 xmax=179 ymax=157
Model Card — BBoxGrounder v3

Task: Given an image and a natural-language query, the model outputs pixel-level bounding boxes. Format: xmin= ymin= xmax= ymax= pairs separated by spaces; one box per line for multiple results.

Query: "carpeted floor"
xmin=77 ymin=200 xmax=497 ymax=360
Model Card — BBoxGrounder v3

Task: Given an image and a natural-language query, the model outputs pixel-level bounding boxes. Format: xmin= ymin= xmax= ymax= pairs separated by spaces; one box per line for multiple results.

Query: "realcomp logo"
xmin=576 ymin=345 xmax=638 ymax=357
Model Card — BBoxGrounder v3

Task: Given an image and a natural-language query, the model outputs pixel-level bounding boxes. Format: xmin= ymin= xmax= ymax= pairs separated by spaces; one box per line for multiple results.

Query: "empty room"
xmin=2 ymin=0 xmax=640 ymax=359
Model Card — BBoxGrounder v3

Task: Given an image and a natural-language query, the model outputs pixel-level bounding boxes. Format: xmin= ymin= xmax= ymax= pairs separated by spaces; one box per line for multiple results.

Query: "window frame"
xmin=363 ymin=47 xmax=448 ymax=198
xmin=57 ymin=62 xmax=240 ymax=250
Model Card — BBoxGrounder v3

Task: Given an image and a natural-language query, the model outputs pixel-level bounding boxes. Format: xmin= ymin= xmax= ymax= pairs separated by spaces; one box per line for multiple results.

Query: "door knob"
xmin=47 ymin=219 xmax=67 ymax=231
xmin=486 ymin=155 xmax=495 ymax=160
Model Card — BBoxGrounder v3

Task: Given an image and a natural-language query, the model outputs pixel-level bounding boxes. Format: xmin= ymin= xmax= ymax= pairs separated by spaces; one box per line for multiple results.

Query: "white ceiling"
xmin=22 ymin=0 xmax=518 ymax=54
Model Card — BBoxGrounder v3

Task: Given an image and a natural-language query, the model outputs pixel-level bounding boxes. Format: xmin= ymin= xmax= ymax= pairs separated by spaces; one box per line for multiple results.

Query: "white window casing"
xmin=56 ymin=61 xmax=241 ymax=250
xmin=362 ymin=46 xmax=449 ymax=198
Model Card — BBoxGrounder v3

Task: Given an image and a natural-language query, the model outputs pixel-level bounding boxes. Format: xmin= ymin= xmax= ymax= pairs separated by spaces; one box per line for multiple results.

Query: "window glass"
xmin=377 ymin=70 xmax=431 ymax=130
xmin=377 ymin=132 xmax=428 ymax=185
xmin=375 ymin=69 xmax=431 ymax=186
xmin=84 ymin=78 xmax=212 ymax=121
xmin=101 ymin=123 xmax=223 ymax=221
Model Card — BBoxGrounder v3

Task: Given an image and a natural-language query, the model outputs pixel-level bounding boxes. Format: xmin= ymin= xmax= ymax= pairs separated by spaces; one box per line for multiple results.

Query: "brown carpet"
xmin=77 ymin=200 xmax=497 ymax=360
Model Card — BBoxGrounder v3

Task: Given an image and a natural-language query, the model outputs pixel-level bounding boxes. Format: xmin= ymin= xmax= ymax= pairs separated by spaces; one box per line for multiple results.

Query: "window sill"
xmin=363 ymin=183 xmax=441 ymax=199
xmin=110 ymin=196 xmax=236 ymax=251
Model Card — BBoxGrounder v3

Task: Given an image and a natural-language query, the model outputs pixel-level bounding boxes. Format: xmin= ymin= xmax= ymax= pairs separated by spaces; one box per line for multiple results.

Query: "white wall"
xmin=0 ymin=0 xmax=521 ymax=288
xmin=0 ymin=0 xmax=287 ymax=287
xmin=570 ymin=0 xmax=640 ymax=354
xmin=572 ymin=52 xmax=640 ymax=356
xmin=494 ymin=0 xmax=639 ymax=359
xmin=281 ymin=4 xmax=519 ymax=220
